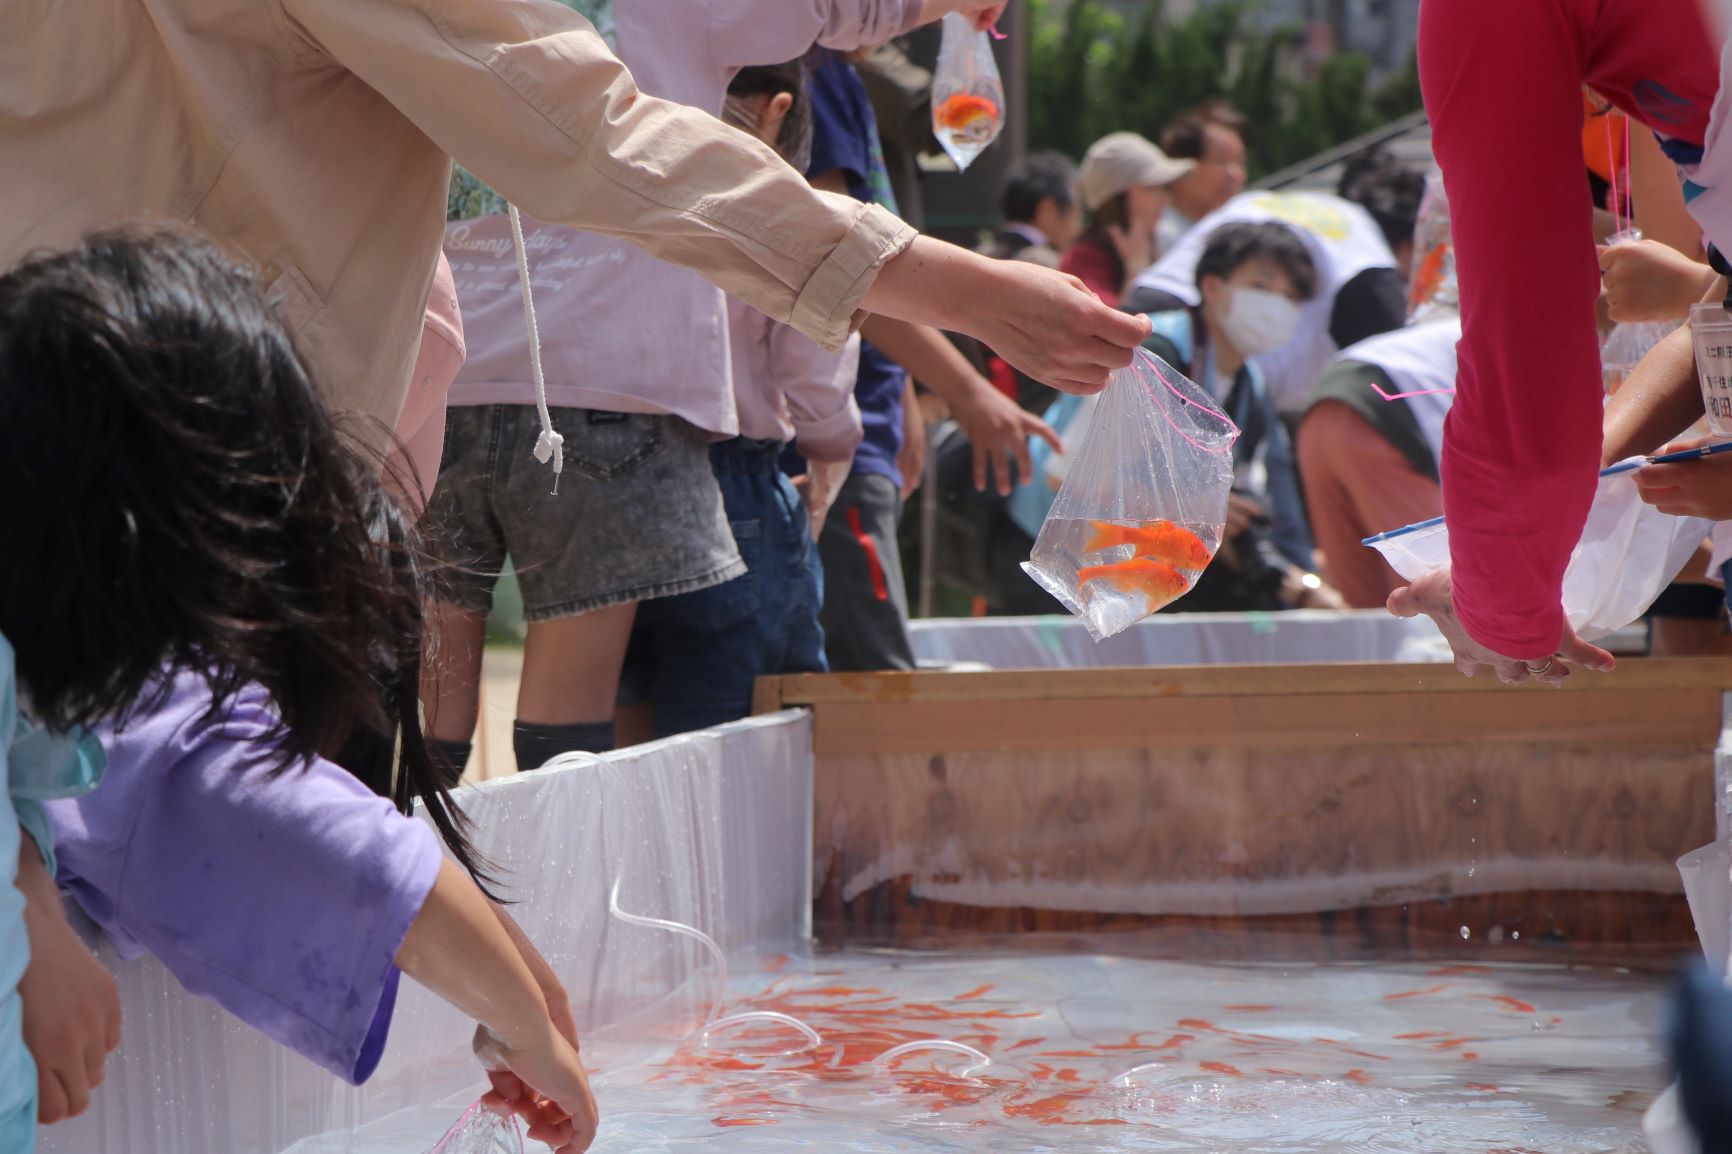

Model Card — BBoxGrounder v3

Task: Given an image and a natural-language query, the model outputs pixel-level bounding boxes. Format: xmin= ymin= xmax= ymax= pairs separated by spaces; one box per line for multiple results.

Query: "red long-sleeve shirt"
xmin=1419 ymin=0 xmax=1716 ymax=657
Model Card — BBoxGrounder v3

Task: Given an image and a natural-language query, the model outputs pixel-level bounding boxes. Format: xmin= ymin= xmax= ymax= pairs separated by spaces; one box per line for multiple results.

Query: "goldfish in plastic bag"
xmin=1085 ymin=519 xmax=1212 ymax=570
xmin=935 ymin=93 xmax=1001 ymax=141
xmin=1077 ymin=557 xmax=1191 ymax=612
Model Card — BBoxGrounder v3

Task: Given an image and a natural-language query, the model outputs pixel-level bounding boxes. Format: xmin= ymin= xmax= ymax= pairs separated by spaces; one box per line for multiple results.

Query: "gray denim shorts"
xmin=425 ymin=405 xmax=745 ymax=620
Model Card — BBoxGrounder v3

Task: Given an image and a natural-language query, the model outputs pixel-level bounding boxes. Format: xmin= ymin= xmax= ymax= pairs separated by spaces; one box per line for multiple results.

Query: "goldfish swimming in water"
xmin=1077 ymin=557 xmax=1191 ymax=610
xmin=935 ymin=93 xmax=1001 ymax=140
xmin=1086 ymin=519 xmax=1212 ymax=570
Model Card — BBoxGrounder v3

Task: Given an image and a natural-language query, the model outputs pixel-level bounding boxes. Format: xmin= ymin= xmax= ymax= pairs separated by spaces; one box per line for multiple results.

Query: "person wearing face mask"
xmin=1061 ymin=133 xmax=1196 ymax=308
xmin=1124 ymin=178 xmax=1415 ymax=415
xmin=1136 ymin=222 xmax=1343 ymax=611
xmin=1157 ymin=101 xmax=1251 ymax=258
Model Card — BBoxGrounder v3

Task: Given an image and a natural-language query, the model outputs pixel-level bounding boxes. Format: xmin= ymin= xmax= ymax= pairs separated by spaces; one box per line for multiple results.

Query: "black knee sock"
xmin=426 ymin=738 xmax=472 ymax=790
xmin=513 ymin=719 xmax=615 ymax=771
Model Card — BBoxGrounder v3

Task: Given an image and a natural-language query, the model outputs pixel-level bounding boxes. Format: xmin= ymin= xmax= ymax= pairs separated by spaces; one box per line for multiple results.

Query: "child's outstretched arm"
xmin=16 ymin=829 xmax=119 ymax=1124
xmin=397 ymin=859 xmax=598 ymax=1154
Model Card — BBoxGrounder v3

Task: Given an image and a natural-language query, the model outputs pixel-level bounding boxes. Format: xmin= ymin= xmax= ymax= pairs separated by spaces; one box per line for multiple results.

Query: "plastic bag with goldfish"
xmin=1022 ymin=349 xmax=1238 ymax=640
xmin=930 ymin=12 xmax=1004 ymax=171
xmin=422 ymin=1102 xmax=524 ymax=1154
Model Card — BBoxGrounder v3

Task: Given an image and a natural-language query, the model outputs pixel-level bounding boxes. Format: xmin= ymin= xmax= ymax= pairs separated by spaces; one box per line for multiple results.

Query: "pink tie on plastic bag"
xmin=424 ymin=1102 xmax=525 ymax=1154
xmin=1022 ymin=350 xmax=1239 ymax=641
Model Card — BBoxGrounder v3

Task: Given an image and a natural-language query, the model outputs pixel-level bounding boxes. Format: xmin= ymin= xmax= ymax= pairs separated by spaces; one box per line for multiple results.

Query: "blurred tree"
xmin=1025 ymin=0 xmax=1424 ymax=177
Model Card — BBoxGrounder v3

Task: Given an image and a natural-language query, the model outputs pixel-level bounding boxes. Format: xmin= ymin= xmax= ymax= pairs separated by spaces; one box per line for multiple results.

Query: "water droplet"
xmin=1487 ymin=925 xmax=1504 ymax=944
xmin=1511 ymin=930 xmax=1521 ymax=941
xmin=1459 ymin=925 xmax=1471 ymax=940
xmin=1467 ymin=866 xmax=1476 ymax=878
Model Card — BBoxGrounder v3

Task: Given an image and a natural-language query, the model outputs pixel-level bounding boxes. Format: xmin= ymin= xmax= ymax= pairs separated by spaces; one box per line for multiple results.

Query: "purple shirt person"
xmin=44 ymin=672 xmax=442 ymax=1083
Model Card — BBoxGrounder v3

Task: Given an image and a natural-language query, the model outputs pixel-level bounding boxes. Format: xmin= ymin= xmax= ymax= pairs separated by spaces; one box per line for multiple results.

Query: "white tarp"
xmin=910 ymin=609 xmax=1449 ymax=669
xmin=41 ymin=711 xmax=814 ymax=1154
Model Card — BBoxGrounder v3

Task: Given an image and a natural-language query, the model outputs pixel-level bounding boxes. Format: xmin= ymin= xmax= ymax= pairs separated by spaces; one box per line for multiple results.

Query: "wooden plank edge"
xmin=777 ymin=657 xmax=1732 ymax=706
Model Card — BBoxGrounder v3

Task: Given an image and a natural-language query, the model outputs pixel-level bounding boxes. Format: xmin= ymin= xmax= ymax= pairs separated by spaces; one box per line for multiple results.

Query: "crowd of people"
xmin=3 ymin=0 xmax=1732 ymax=1150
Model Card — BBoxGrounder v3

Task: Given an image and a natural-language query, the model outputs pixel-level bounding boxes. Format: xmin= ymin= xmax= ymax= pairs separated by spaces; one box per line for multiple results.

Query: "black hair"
xmin=1337 ymin=145 xmax=1427 ymax=250
xmin=0 ymin=229 xmax=497 ymax=893
xmin=726 ymin=60 xmax=812 ymax=166
xmin=1194 ymin=221 xmax=1318 ymax=301
xmin=1160 ymin=100 xmax=1250 ymax=161
xmin=1002 ymin=151 xmax=1078 ymax=224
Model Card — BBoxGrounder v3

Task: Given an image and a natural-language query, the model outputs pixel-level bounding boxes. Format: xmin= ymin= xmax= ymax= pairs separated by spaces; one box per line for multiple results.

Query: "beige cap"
xmin=1078 ymin=132 xmax=1196 ymax=211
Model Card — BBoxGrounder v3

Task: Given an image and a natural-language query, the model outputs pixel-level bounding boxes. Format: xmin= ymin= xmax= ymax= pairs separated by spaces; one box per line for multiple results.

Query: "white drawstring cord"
xmin=508 ymin=203 xmax=564 ymax=493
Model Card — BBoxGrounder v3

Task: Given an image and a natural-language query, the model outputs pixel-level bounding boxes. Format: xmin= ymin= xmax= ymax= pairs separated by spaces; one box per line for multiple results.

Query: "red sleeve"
xmin=1060 ymin=241 xmax=1121 ymax=309
xmin=1420 ymin=0 xmax=1602 ymax=659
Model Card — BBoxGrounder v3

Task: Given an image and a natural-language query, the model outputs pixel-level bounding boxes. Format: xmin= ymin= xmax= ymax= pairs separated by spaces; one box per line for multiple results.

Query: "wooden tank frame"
xmin=754 ymin=658 xmax=1732 ymax=966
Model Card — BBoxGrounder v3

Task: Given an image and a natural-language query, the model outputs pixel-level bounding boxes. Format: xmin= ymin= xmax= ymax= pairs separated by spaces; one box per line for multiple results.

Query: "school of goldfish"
xmin=587 ymin=952 xmax=1664 ymax=1148
xmin=1076 ymin=518 xmax=1214 ymax=614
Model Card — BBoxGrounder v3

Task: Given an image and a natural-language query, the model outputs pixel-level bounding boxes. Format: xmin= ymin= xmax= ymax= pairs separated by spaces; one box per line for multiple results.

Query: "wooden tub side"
xmin=757 ymin=659 xmax=1732 ymax=964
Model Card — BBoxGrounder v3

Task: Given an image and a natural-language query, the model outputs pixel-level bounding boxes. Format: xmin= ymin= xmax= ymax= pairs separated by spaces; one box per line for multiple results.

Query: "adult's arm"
xmin=1419 ymin=0 xmax=1603 ymax=659
xmin=860 ymin=315 xmax=1061 ymax=494
xmin=281 ymin=0 xmax=912 ymax=352
xmin=1631 ymin=128 xmax=1705 ymax=259
xmin=1601 ymin=323 xmax=1707 ymax=464
xmin=281 ymin=1 xmax=1139 ymax=394
xmin=775 ymin=328 xmax=865 ymax=463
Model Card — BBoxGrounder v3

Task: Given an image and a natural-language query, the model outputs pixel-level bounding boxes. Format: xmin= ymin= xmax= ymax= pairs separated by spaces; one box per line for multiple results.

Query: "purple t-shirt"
xmin=43 ymin=673 xmax=442 ymax=1084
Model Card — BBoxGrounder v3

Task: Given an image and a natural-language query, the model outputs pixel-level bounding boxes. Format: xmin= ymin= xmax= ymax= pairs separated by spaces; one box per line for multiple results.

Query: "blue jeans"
xmin=624 ymin=439 xmax=827 ymax=737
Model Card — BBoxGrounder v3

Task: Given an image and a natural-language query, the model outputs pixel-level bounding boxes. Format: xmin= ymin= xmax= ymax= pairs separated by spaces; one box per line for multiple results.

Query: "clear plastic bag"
xmin=1598 ymin=226 xmax=1679 ymax=394
xmin=1365 ymin=460 xmax=1715 ymax=641
xmin=423 ymin=1102 xmax=524 ymax=1154
xmin=1022 ymin=350 xmax=1238 ymax=641
xmin=930 ymin=12 xmax=1004 ymax=172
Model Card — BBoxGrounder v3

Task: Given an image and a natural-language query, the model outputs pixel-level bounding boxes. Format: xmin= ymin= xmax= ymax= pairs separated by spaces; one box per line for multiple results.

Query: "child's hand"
xmin=18 ymin=844 xmax=121 ymax=1123
xmin=1636 ymin=438 xmax=1732 ymax=520
xmin=474 ymin=1024 xmax=598 ymax=1154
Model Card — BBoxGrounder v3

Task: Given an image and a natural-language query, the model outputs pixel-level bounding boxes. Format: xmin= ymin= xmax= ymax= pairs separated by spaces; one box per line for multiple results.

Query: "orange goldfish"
xmin=1086 ymin=519 xmax=1211 ymax=569
xmin=936 ymin=93 xmax=1000 ymax=135
xmin=1077 ymin=558 xmax=1190 ymax=610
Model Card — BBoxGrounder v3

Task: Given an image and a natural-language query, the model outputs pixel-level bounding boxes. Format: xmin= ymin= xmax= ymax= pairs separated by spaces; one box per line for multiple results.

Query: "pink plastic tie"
xmin=1133 ymin=350 xmax=1240 ymax=456
xmin=1370 ymin=382 xmax=1456 ymax=402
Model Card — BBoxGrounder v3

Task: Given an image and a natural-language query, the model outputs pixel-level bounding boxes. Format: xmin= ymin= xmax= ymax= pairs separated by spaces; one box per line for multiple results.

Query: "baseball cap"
xmin=1078 ymin=132 xmax=1196 ymax=211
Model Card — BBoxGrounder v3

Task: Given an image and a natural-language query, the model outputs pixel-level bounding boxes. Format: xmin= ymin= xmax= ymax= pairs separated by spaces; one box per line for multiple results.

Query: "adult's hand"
xmin=865 ymin=238 xmax=1149 ymax=396
xmin=1598 ymin=240 xmax=1718 ymax=325
xmin=948 ymin=382 xmax=1059 ymax=496
xmin=798 ymin=457 xmax=852 ymax=538
xmin=1636 ymin=437 xmax=1732 ymax=519
xmin=1386 ymin=568 xmax=1614 ymax=686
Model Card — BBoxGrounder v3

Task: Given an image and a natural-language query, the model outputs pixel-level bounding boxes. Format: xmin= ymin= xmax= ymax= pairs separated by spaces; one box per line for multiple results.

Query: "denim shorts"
xmin=424 ymin=405 xmax=744 ymax=620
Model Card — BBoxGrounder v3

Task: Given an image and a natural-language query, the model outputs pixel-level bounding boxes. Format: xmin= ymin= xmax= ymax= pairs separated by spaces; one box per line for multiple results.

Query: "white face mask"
xmin=1218 ymin=287 xmax=1301 ymax=358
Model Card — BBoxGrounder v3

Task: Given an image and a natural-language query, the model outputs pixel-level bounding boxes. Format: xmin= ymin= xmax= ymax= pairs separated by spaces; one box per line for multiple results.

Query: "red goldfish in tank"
xmin=1077 ymin=558 xmax=1191 ymax=610
xmin=1086 ymin=519 xmax=1212 ymax=570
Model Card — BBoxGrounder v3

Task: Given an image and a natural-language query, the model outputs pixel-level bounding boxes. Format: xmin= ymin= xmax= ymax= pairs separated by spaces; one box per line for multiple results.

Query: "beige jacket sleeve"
xmin=276 ymin=0 xmax=915 ymax=350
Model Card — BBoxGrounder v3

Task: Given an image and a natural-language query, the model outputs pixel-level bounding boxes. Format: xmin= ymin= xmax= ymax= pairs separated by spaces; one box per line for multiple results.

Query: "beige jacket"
xmin=0 ymin=0 xmax=914 ymax=443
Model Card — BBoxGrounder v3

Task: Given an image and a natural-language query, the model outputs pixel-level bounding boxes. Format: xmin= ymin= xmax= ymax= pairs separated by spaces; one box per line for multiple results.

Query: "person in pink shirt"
xmin=1390 ymin=0 xmax=1722 ymax=685
xmin=622 ymin=61 xmax=865 ymax=735
xmin=423 ymin=0 xmax=1023 ymax=771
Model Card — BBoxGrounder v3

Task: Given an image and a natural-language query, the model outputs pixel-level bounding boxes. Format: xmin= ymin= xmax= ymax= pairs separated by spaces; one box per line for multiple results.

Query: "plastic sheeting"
xmin=909 ymin=609 xmax=1450 ymax=669
xmin=40 ymin=710 xmax=814 ymax=1154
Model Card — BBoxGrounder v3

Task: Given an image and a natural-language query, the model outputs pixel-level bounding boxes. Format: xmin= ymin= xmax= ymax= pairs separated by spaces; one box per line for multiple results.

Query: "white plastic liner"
xmin=909 ymin=609 xmax=1448 ymax=669
xmin=40 ymin=711 xmax=814 ymax=1154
